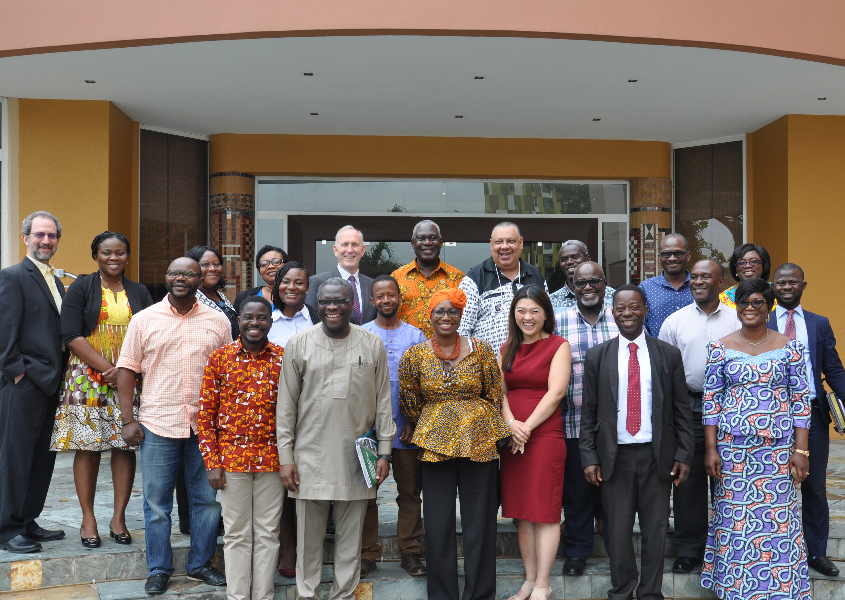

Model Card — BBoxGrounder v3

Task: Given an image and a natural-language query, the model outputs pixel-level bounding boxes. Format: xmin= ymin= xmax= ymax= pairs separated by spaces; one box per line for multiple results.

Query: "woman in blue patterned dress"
xmin=701 ymin=278 xmax=811 ymax=599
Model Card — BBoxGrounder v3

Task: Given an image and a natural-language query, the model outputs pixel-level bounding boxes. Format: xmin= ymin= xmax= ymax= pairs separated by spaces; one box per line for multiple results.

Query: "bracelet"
xmin=121 ymin=418 xmax=136 ymax=427
xmin=793 ymin=448 xmax=810 ymax=458
xmin=506 ymin=418 xmax=515 ymax=426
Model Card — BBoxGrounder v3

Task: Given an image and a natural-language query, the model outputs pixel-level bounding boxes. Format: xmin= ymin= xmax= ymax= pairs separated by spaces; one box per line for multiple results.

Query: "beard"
xmin=580 ymin=294 xmax=601 ymax=307
xmin=377 ymin=306 xmax=397 ymax=319
xmin=31 ymin=245 xmax=56 ymax=261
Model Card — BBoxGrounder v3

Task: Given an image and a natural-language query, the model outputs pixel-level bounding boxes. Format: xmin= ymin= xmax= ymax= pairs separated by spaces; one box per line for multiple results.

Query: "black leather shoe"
xmin=672 ymin=556 xmax=702 ymax=573
xmin=187 ymin=565 xmax=226 ymax=586
xmin=808 ymin=555 xmax=840 ymax=577
xmin=563 ymin=557 xmax=586 ymax=576
xmin=1 ymin=535 xmax=41 ymax=554
xmin=144 ymin=573 xmax=170 ymax=595
xmin=360 ymin=558 xmax=378 ymax=578
xmin=28 ymin=526 xmax=65 ymax=542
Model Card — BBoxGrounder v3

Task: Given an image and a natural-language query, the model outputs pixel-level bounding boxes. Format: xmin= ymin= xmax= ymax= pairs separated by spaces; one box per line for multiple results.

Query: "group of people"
xmin=0 ymin=211 xmax=840 ymax=600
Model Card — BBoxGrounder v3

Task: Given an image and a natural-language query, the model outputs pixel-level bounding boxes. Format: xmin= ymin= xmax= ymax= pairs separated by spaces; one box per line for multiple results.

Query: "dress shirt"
xmin=553 ymin=304 xmax=619 ymax=438
xmin=391 ymin=259 xmax=464 ymax=338
xmin=639 ymin=271 xmax=693 ymax=338
xmin=116 ymin=296 xmax=233 ymax=438
xmin=659 ymin=302 xmax=740 ymax=392
xmin=268 ymin=305 xmax=314 ymax=348
xmin=336 ymin=263 xmax=363 ymax=307
xmin=197 ymin=340 xmax=284 ymax=472
xmin=617 ymin=331 xmax=653 ymax=444
xmin=26 ymin=254 xmax=62 ymax=312
xmin=361 ymin=321 xmax=426 ymax=449
xmin=548 ymin=282 xmax=616 ymax=310
xmin=775 ymin=304 xmax=816 ymax=400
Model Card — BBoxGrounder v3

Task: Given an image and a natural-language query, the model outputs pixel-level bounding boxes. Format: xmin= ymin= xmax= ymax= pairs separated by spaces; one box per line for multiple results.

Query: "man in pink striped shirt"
xmin=117 ymin=257 xmax=232 ymax=596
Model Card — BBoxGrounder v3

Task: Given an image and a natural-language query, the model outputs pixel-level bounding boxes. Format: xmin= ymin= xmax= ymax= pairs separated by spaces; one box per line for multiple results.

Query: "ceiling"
xmin=1 ymin=35 xmax=844 ymax=143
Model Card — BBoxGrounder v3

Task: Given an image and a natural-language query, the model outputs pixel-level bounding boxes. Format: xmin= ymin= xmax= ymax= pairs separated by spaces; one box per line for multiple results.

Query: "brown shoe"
xmin=400 ymin=553 xmax=426 ymax=576
xmin=360 ymin=558 xmax=378 ymax=578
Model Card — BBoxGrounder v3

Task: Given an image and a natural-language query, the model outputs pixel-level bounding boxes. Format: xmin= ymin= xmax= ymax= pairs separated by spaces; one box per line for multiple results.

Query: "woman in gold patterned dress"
xmin=50 ymin=232 xmax=153 ymax=548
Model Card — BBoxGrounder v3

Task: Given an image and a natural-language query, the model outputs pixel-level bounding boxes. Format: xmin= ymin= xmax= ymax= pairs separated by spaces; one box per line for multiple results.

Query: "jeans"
xmin=140 ymin=424 xmax=221 ymax=576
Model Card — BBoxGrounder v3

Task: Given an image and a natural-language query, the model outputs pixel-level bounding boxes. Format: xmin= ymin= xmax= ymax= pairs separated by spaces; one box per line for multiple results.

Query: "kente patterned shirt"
xmin=392 ymin=260 xmax=464 ymax=339
xmin=719 ymin=284 xmax=777 ymax=311
xmin=548 ymin=282 xmax=616 ymax=310
xmin=702 ymin=340 xmax=811 ymax=438
xmin=399 ymin=338 xmax=510 ymax=462
xmin=197 ymin=339 xmax=284 ymax=472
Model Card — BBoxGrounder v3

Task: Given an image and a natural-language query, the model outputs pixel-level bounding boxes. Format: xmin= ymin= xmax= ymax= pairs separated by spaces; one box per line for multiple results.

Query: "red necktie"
xmin=626 ymin=342 xmax=641 ymax=436
xmin=785 ymin=310 xmax=797 ymax=340
xmin=348 ymin=275 xmax=361 ymax=323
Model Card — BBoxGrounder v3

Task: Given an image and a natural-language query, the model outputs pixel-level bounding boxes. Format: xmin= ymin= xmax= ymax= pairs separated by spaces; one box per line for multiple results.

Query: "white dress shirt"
xmin=268 ymin=305 xmax=314 ymax=348
xmin=336 ymin=264 xmax=363 ymax=306
xmin=617 ymin=331 xmax=653 ymax=444
xmin=775 ymin=304 xmax=816 ymax=400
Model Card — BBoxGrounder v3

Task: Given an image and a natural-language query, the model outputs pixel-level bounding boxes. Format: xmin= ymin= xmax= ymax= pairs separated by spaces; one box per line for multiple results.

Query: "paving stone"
xmin=9 ymin=559 xmax=41 ymax=590
xmin=39 ymin=555 xmax=76 ymax=587
xmin=590 ymin=573 xmax=612 ymax=598
xmin=562 ymin=572 xmax=592 ymax=599
xmin=0 ymin=561 xmax=10 ymax=591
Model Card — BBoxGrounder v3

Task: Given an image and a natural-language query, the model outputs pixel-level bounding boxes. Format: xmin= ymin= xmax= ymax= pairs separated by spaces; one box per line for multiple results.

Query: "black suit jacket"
xmin=305 ymin=267 xmax=376 ymax=325
xmin=767 ymin=309 xmax=845 ymax=425
xmin=0 ymin=258 xmax=69 ymax=395
xmin=579 ymin=335 xmax=695 ymax=483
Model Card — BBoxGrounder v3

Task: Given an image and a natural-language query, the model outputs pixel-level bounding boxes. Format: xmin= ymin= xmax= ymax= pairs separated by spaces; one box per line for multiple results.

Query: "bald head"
xmin=572 ymin=261 xmax=607 ymax=310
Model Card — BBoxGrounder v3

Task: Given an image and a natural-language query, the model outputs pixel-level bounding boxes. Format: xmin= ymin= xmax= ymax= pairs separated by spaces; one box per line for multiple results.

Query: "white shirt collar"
xmin=776 ymin=304 xmax=804 ymax=318
xmin=693 ymin=301 xmax=728 ymax=316
xmin=336 ymin=264 xmax=360 ymax=280
xmin=619 ymin=330 xmax=648 ymax=354
xmin=272 ymin=305 xmax=310 ymax=322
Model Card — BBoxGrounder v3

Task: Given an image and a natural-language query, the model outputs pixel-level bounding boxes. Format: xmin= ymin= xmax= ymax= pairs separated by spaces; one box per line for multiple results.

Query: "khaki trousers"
xmin=297 ymin=498 xmax=368 ymax=600
xmin=219 ymin=471 xmax=284 ymax=600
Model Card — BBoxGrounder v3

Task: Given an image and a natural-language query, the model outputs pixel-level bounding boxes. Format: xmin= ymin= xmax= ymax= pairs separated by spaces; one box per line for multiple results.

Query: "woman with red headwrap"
xmin=399 ymin=288 xmax=510 ymax=600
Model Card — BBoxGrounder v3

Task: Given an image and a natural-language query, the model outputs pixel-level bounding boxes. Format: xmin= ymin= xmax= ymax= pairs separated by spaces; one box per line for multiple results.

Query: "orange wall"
xmin=210 ymin=134 xmax=671 ymax=180
xmin=748 ymin=116 xmax=789 ymax=270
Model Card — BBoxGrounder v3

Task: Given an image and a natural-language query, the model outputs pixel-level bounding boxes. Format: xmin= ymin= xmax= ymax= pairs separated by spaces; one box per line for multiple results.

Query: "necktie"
xmin=626 ymin=342 xmax=641 ymax=436
xmin=348 ymin=275 xmax=361 ymax=323
xmin=785 ymin=309 xmax=797 ymax=340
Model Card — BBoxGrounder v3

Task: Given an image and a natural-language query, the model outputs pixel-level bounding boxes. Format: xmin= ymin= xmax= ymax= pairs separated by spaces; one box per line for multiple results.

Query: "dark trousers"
xmin=803 ymin=402 xmax=830 ymax=557
xmin=421 ymin=458 xmax=498 ymax=600
xmin=176 ymin=462 xmax=190 ymax=530
xmin=0 ymin=378 xmax=59 ymax=543
xmin=601 ymin=443 xmax=671 ymax=600
xmin=671 ymin=393 xmax=707 ymax=560
xmin=562 ymin=437 xmax=599 ymax=560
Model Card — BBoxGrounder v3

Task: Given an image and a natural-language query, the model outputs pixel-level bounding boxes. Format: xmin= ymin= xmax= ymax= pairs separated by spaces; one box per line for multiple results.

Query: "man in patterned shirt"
xmin=553 ymin=261 xmax=618 ymax=577
xmin=548 ymin=240 xmax=616 ymax=310
xmin=198 ymin=296 xmax=284 ymax=600
xmin=392 ymin=220 xmax=464 ymax=339
xmin=458 ymin=222 xmax=547 ymax=355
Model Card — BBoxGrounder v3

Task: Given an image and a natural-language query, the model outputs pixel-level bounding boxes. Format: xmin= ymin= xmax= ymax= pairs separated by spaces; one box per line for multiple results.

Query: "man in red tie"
xmin=579 ymin=284 xmax=694 ymax=600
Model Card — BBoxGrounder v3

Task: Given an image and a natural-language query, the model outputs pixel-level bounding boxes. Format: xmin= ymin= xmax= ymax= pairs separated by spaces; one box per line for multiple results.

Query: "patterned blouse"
xmin=702 ymin=340 xmax=810 ymax=439
xmin=197 ymin=339 xmax=284 ymax=472
xmin=392 ymin=260 xmax=465 ymax=339
xmin=399 ymin=338 xmax=510 ymax=462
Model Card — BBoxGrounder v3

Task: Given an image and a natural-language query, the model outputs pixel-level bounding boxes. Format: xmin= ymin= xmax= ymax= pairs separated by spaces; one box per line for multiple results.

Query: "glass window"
xmin=602 ymin=222 xmax=628 ymax=288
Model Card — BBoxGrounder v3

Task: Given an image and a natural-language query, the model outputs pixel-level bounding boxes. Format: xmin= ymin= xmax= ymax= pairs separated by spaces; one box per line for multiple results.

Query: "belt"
xmin=688 ymin=390 xmax=703 ymax=399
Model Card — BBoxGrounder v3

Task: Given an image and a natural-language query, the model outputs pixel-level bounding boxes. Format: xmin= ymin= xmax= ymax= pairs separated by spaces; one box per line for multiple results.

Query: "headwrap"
xmin=428 ymin=288 xmax=467 ymax=318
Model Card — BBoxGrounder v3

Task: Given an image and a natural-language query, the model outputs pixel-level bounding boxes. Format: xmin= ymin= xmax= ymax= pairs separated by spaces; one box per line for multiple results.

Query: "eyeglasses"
xmin=29 ymin=232 xmax=58 ymax=241
xmin=736 ymin=298 xmax=767 ymax=310
xmin=432 ymin=308 xmax=462 ymax=318
xmin=259 ymin=258 xmax=284 ymax=268
xmin=166 ymin=269 xmax=200 ymax=278
xmin=414 ymin=235 xmax=440 ymax=243
xmin=573 ymin=278 xmax=605 ymax=289
xmin=737 ymin=259 xmax=763 ymax=268
xmin=318 ymin=298 xmax=352 ymax=307
xmin=659 ymin=250 xmax=688 ymax=259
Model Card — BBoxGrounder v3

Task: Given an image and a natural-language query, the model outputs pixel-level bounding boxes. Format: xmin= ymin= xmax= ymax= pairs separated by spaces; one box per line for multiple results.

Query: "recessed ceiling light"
xmin=474 ymin=76 xmax=484 ymax=80
xmin=455 ymin=115 xmax=464 ymax=119
xmin=304 ymin=73 xmax=313 ymax=76
xmin=628 ymin=79 xmax=638 ymax=83
xmin=592 ymin=118 xmax=601 ymax=121
xmin=819 ymin=97 xmax=827 ymax=100
xmin=84 ymin=80 xmax=96 ymax=83
xmin=310 ymin=112 xmax=318 ymax=116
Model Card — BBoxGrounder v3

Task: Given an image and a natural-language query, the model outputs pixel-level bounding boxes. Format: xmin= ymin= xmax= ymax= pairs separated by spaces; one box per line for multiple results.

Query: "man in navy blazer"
xmin=769 ymin=263 xmax=845 ymax=577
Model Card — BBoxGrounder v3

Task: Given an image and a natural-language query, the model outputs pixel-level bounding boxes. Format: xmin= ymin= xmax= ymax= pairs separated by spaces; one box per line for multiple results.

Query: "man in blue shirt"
xmin=361 ymin=275 xmax=427 ymax=577
xmin=638 ymin=233 xmax=693 ymax=337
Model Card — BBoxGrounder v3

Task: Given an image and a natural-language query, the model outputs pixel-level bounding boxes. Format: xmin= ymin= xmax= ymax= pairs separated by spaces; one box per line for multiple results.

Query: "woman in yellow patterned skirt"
xmin=50 ymin=232 xmax=153 ymax=548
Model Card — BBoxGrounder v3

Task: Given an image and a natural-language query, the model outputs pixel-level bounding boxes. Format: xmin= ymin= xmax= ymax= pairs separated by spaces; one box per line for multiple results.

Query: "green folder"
xmin=356 ymin=428 xmax=379 ymax=488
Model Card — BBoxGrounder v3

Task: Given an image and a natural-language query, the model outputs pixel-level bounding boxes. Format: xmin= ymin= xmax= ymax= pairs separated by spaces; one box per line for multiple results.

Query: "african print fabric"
xmin=392 ymin=259 xmax=464 ymax=339
xmin=50 ymin=288 xmax=140 ymax=451
xmin=719 ymin=284 xmax=777 ymax=311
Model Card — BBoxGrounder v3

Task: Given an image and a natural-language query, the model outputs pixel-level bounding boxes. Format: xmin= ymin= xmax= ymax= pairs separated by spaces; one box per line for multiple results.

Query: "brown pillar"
xmin=628 ymin=177 xmax=672 ymax=285
xmin=209 ymin=172 xmax=255 ymax=299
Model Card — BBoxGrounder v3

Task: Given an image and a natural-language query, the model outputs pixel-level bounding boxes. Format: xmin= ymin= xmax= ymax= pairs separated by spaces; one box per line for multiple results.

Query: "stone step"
xmin=5 ymin=558 xmax=845 ymax=600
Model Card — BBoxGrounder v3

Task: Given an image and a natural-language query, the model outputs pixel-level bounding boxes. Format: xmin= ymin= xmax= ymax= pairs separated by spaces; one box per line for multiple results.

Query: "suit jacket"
xmin=0 ymin=258 xmax=69 ymax=395
xmin=305 ymin=267 xmax=376 ymax=325
xmin=579 ymin=335 xmax=695 ymax=483
xmin=768 ymin=309 xmax=845 ymax=424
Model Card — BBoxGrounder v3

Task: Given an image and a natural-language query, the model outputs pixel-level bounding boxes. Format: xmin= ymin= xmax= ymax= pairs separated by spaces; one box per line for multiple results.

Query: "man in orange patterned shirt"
xmin=392 ymin=220 xmax=464 ymax=339
xmin=198 ymin=295 xmax=284 ymax=600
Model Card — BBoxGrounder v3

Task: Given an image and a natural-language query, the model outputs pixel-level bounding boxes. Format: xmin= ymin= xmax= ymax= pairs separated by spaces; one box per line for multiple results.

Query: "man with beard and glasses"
xmin=553 ymin=262 xmax=618 ymax=576
xmin=548 ymin=241 xmax=616 ymax=310
xmin=116 ymin=258 xmax=232 ymax=595
xmin=638 ymin=233 xmax=693 ymax=338
xmin=0 ymin=212 xmax=69 ymax=553
xmin=361 ymin=275 xmax=427 ymax=577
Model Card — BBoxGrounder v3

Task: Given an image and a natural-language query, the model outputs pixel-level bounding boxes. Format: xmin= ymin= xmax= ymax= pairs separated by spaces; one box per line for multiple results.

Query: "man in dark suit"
xmin=305 ymin=225 xmax=376 ymax=326
xmin=0 ymin=211 xmax=69 ymax=553
xmin=769 ymin=263 xmax=845 ymax=577
xmin=580 ymin=284 xmax=694 ymax=600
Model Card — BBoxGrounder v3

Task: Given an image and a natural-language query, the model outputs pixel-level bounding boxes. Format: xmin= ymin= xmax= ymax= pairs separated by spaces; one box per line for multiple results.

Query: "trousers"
xmin=671 ymin=392 xmax=707 ymax=560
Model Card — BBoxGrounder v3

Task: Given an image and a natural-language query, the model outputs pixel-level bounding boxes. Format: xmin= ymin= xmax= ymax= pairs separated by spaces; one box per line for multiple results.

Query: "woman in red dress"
xmin=499 ymin=284 xmax=571 ymax=600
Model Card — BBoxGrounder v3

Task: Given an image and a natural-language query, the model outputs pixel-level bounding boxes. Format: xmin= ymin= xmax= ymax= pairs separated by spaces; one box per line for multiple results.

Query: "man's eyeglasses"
xmin=414 ymin=235 xmax=440 ymax=244
xmin=318 ymin=298 xmax=352 ymax=307
xmin=29 ymin=232 xmax=58 ymax=241
xmin=736 ymin=298 xmax=767 ymax=310
xmin=659 ymin=250 xmax=688 ymax=259
xmin=166 ymin=269 xmax=200 ymax=278
xmin=737 ymin=259 xmax=763 ymax=268
xmin=432 ymin=308 xmax=462 ymax=319
xmin=573 ymin=278 xmax=605 ymax=289
xmin=259 ymin=258 xmax=284 ymax=268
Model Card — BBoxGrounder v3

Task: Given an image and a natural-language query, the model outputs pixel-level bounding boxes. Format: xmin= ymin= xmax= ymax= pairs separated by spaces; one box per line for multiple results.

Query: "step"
xmin=4 ymin=558 xmax=845 ymax=600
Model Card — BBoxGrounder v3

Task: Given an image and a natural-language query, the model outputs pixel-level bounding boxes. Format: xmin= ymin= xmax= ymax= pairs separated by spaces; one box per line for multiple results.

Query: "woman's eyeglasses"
xmin=737 ymin=259 xmax=763 ymax=268
xmin=432 ymin=308 xmax=462 ymax=318
xmin=259 ymin=258 xmax=284 ymax=268
xmin=736 ymin=298 xmax=767 ymax=310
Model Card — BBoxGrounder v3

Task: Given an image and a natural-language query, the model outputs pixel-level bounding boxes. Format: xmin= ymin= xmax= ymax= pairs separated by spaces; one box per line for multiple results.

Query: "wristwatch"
xmin=378 ymin=454 xmax=392 ymax=463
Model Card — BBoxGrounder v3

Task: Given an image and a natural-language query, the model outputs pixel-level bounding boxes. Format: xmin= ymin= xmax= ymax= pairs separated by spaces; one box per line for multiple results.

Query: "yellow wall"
xmin=748 ymin=116 xmax=789 ymax=270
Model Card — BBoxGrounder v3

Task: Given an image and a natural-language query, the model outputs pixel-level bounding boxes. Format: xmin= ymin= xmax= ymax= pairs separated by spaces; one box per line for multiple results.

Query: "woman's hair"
xmin=500 ymin=284 xmax=555 ymax=373
xmin=90 ymin=231 xmax=130 ymax=258
xmin=729 ymin=243 xmax=771 ymax=281
xmin=187 ymin=245 xmax=226 ymax=290
xmin=734 ymin=277 xmax=775 ymax=311
xmin=271 ymin=261 xmax=311 ymax=309
xmin=254 ymin=245 xmax=290 ymax=270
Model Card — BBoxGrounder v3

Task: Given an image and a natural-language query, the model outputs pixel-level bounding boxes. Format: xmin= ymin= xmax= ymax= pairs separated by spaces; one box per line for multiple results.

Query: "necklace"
xmin=431 ymin=336 xmax=461 ymax=361
xmin=739 ymin=329 xmax=769 ymax=346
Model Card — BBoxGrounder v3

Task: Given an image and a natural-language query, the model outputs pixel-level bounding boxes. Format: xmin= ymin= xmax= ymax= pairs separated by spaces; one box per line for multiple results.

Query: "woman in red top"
xmin=499 ymin=285 xmax=571 ymax=600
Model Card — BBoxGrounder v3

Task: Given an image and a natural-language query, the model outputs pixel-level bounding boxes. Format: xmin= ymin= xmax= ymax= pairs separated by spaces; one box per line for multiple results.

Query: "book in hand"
xmin=825 ymin=386 xmax=845 ymax=436
xmin=356 ymin=429 xmax=379 ymax=488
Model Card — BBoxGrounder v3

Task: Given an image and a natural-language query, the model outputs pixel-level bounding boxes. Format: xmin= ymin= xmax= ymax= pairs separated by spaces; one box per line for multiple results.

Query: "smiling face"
xmin=238 ymin=302 xmax=272 ymax=346
xmin=23 ymin=217 xmax=60 ymax=262
xmin=514 ymin=298 xmax=546 ymax=339
xmin=371 ymin=280 xmax=400 ymax=319
xmin=772 ymin=267 xmax=806 ymax=310
xmin=572 ymin=262 xmax=607 ymax=310
xmin=490 ymin=226 xmax=523 ymax=271
xmin=333 ymin=228 xmax=366 ymax=273
xmin=736 ymin=291 xmax=770 ymax=328
xmin=164 ymin=258 xmax=201 ymax=300
xmin=278 ymin=267 xmax=309 ymax=308
xmin=411 ymin=223 xmax=443 ymax=264
xmin=431 ymin=299 xmax=461 ymax=337
xmin=560 ymin=244 xmax=589 ymax=284
xmin=690 ymin=260 xmax=723 ymax=305
xmin=737 ymin=250 xmax=764 ymax=281
xmin=258 ymin=251 xmax=285 ymax=287
xmin=318 ymin=283 xmax=353 ymax=334
xmin=198 ymin=250 xmax=223 ymax=289
xmin=94 ymin=237 xmax=129 ymax=278
xmin=658 ymin=236 xmax=690 ymax=276
xmin=611 ymin=290 xmax=648 ymax=340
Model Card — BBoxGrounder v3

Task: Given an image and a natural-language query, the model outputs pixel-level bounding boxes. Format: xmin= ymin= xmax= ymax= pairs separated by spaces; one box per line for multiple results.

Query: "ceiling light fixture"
xmin=628 ymin=79 xmax=638 ymax=82
xmin=819 ymin=97 xmax=827 ymax=100
xmin=304 ymin=73 xmax=313 ymax=76
xmin=592 ymin=118 xmax=601 ymax=121
xmin=474 ymin=76 xmax=484 ymax=80
xmin=455 ymin=115 xmax=464 ymax=119
xmin=84 ymin=80 xmax=96 ymax=83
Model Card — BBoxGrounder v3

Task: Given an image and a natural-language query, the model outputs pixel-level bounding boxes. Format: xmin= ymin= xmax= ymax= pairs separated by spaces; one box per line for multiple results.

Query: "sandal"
xmin=509 ymin=580 xmax=535 ymax=600
xmin=529 ymin=587 xmax=552 ymax=600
